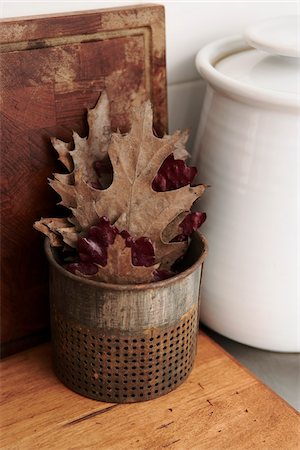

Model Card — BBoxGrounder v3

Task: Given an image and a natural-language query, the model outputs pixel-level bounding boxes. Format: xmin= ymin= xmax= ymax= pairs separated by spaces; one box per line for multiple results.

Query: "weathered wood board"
xmin=0 ymin=5 xmax=168 ymax=354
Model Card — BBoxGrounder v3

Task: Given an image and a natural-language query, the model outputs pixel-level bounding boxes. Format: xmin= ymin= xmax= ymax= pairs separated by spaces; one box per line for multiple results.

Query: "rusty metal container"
xmin=45 ymin=232 xmax=207 ymax=403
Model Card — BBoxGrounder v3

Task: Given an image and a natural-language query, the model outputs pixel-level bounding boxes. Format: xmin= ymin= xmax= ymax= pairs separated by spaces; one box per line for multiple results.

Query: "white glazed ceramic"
xmin=194 ymin=17 xmax=300 ymax=352
xmin=245 ymin=16 xmax=300 ymax=58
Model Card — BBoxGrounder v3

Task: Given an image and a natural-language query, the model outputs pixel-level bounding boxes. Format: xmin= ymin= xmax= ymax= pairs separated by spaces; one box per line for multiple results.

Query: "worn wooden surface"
xmin=0 ymin=5 xmax=167 ymax=353
xmin=1 ymin=332 xmax=299 ymax=450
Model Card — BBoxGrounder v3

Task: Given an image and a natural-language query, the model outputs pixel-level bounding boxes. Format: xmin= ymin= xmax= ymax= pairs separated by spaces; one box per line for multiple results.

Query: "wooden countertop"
xmin=1 ymin=332 xmax=299 ymax=449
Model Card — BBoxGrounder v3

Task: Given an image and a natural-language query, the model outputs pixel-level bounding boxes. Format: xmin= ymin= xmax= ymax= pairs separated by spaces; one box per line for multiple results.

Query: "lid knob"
xmin=245 ymin=16 xmax=300 ymax=58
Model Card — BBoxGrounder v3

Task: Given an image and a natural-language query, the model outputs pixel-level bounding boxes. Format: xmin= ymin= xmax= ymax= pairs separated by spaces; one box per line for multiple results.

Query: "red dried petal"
xmin=131 ymin=237 xmax=155 ymax=267
xmin=152 ymin=154 xmax=197 ymax=192
xmin=171 ymin=212 xmax=206 ymax=242
xmin=120 ymin=229 xmax=134 ymax=246
xmin=78 ymin=237 xmax=107 ymax=265
xmin=120 ymin=231 xmax=155 ymax=266
xmin=65 ymin=262 xmax=98 ymax=276
xmin=152 ymin=173 xmax=167 ymax=192
xmin=67 ymin=216 xmax=156 ymax=273
xmin=75 ymin=217 xmax=118 ymax=267
xmin=172 ymin=212 xmax=207 ymax=242
xmin=180 ymin=212 xmax=206 ymax=234
xmin=88 ymin=217 xmax=118 ymax=246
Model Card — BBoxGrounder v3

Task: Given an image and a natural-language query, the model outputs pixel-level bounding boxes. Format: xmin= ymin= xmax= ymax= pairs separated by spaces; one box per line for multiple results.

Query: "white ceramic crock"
xmin=194 ymin=16 xmax=300 ymax=352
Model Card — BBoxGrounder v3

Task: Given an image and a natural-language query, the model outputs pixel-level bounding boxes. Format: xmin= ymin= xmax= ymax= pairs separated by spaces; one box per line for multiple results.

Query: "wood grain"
xmin=0 ymin=4 xmax=167 ymax=353
xmin=0 ymin=332 xmax=299 ymax=450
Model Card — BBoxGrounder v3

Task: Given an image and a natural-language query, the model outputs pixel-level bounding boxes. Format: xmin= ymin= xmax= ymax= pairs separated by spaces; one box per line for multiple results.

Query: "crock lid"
xmin=245 ymin=16 xmax=299 ymax=58
xmin=195 ymin=16 xmax=300 ymax=110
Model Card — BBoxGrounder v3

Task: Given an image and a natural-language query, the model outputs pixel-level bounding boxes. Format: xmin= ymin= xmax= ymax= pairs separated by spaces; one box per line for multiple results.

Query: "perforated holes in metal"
xmin=52 ymin=306 xmax=198 ymax=403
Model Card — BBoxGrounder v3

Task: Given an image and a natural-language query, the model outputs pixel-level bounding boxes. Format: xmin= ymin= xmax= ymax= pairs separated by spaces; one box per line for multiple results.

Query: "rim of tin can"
xmin=44 ymin=232 xmax=208 ymax=292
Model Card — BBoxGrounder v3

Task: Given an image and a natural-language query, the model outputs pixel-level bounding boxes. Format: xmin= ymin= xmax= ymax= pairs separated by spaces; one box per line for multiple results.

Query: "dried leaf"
xmin=49 ymin=91 xmax=111 ymax=231
xmin=69 ymin=235 xmax=158 ymax=284
xmin=58 ymin=227 xmax=78 ymax=248
xmin=161 ymin=212 xmax=188 ymax=242
xmin=65 ymin=217 xmax=157 ymax=283
xmin=35 ymin=92 xmax=206 ymax=282
xmin=53 ymin=91 xmax=110 ymax=185
xmin=51 ymin=139 xmax=73 ymax=172
xmin=96 ymin=235 xmax=159 ymax=284
xmin=33 ymin=218 xmax=76 ymax=247
xmin=49 ymin=177 xmax=99 ymax=229
xmin=155 ymin=240 xmax=187 ymax=269
xmin=93 ymin=102 xmax=205 ymax=265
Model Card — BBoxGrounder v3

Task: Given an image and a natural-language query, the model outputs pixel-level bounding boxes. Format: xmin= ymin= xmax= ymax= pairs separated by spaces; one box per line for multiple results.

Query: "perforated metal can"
xmin=46 ymin=233 xmax=207 ymax=403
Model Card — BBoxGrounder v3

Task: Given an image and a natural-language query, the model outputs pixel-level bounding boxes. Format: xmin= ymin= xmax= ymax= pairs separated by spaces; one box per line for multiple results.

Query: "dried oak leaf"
xmin=52 ymin=91 xmax=111 ymax=185
xmin=33 ymin=217 xmax=77 ymax=247
xmin=47 ymin=95 xmax=205 ymax=267
xmin=92 ymin=102 xmax=206 ymax=267
xmin=35 ymin=92 xmax=206 ymax=281
xmin=49 ymin=91 xmax=111 ymax=230
xmin=65 ymin=217 xmax=158 ymax=283
xmin=70 ymin=235 xmax=158 ymax=284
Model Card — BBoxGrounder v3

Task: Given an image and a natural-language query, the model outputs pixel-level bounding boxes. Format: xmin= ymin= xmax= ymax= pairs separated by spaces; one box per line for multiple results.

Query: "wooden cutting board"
xmin=0 ymin=4 xmax=168 ymax=354
xmin=1 ymin=332 xmax=299 ymax=449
